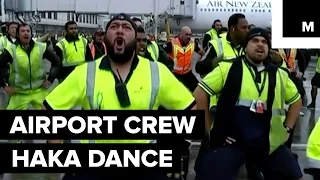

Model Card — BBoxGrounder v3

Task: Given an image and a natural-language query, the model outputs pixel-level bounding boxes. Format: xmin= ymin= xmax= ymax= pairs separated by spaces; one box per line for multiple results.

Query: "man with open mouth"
xmin=132 ymin=17 xmax=173 ymax=70
xmin=45 ymin=13 xmax=197 ymax=180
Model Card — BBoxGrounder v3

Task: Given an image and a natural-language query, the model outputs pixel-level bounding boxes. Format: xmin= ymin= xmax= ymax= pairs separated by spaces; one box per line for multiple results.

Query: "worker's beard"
xmin=246 ymin=53 xmax=266 ymax=65
xmin=106 ymin=39 xmax=136 ymax=63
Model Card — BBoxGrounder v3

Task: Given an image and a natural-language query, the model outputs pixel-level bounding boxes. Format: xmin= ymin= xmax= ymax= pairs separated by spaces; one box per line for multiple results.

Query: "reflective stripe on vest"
xmin=306 ymin=118 xmax=320 ymax=168
xmin=9 ymin=43 xmax=46 ymax=90
xmin=170 ymin=38 xmax=195 ymax=74
xmin=279 ymin=70 xmax=285 ymax=109
xmin=207 ymin=38 xmax=227 ymax=110
xmin=89 ymin=42 xmax=107 ymax=59
xmin=209 ymin=30 xmax=214 ymax=39
xmin=205 ymin=29 xmax=218 ymax=50
xmin=59 ymin=37 xmax=87 ymax=67
xmin=210 ymin=38 xmax=242 ymax=60
xmin=278 ymin=49 xmax=297 ymax=72
xmin=317 ymin=57 xmax=320 ymax=73
xmin=147 ymin=41 xmax=159 ymax=61
xmin=208 ymin=38 xmax=242 ymax=110
xmin=235 ymin=99 xmax=286 ymax=116
xmin=206 ymin=29 xmax=218 ymax=40
xmin=0 ymin=36 xmax=8 ymax=52
xmin=215 ymin=38 xmax=223 ymax=57
xmin=234 ymin=70 xmax=286 ymax=116
xmin=4 ymin=37 xmax=8 ymax=49
xmin=71 ymin=60 xmax=160 ymax=144
xmin=85 ymin=59 xmax=160 ymax=110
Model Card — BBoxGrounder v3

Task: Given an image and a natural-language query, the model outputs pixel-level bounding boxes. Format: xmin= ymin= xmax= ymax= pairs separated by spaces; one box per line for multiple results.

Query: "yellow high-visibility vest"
xmin=147 ymin=41 xmax=159 ymax=61
xmin=56 ymin=36 xmax=87 ymax=67
xmin=208 ymin=36 xmax=242 ymax=109
xmin=6 ymin=42 xmax=47 ymax=92
xmin=306 ymin=117 xmax=320 ymax=169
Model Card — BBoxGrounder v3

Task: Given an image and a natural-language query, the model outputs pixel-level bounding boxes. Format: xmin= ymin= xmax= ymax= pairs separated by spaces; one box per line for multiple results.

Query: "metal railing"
xmin=144 ymin=5 xmax=174 ymax=34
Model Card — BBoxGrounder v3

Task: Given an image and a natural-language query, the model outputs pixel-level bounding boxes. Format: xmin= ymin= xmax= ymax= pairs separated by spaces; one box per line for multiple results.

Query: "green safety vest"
xmin=306 ymin=117 xmax=320 ymax=169
xmin=56 ymin=36 xmax=87 ymax=67
xmin=147 ymin=41 xmax=159 ymax=61
xmin=6 ymin=42 xmax=47 ymax=92
xmin=0 ymin=36 xmax=11 ymax=53
xmin=316 ymin=56 xmax=320 ymax=73
xmin=205 ymin=29 xmax=219 ymax=40
xmin=208 ymin=37 xmax=243 ymax=109
xmin=204 ymin=29 xmax=219 ymax=51
xmin=72 ymin=55 xmax=160 ymax=144
xmin=209 ymin=36 xmax=243 ymax=59
xmin=214 ymin=60 xmax=291 ymax=153
xmin=220 ymin=32 xmax=227 ymax=38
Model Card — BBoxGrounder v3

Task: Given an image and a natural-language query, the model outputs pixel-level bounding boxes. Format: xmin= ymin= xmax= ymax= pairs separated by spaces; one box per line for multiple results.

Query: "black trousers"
xmin=291 ymin=75 xmax=305 ymax=100
xmin=174 ymin=71 xmax=199 ymax=92
xmin=157 ymin=137 xmax=190 ymax=180
xmin=299 ymin=49 xmax=311 ymax=74
xmin=305 ymin=168 xmax=320 ymax=180
xmin=312 ymin=170 xmax=320 ymax=180
xmin=157 ymin=106 xmax=190 ymax=180
xmin=196 ymin=145 xmax=302 ymax=180
xmin=195 ymin=110 xmax=264 ymax=180
xmin=57 ymin=66 xmax=76 ymax=83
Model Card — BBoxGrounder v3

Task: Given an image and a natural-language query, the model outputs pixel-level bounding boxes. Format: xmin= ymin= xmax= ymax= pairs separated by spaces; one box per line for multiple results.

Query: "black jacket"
xmin=86 ymin=42 xmax=106 ymax=60
xmin=147 ymin=40 xmax=174 ymax=71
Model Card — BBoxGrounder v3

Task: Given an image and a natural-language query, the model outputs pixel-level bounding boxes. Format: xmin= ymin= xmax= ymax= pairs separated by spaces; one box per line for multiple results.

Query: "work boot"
xmin=307 ymin=102 xmax=315 ymax=109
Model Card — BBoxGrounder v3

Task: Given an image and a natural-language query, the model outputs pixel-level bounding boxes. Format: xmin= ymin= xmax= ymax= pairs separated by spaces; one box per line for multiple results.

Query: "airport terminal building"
xmin=0 ymin=0 xmax=197 ymax=36
xmin=1 ymin=0 xmax=108 ymax=35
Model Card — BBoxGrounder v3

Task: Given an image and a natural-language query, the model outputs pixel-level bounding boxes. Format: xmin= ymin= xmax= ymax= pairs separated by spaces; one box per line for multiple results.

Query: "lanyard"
xmin=244 ymin=60 xmax=267 ymax=97
xmin=231 ymin=46 xmax=242 ymax=59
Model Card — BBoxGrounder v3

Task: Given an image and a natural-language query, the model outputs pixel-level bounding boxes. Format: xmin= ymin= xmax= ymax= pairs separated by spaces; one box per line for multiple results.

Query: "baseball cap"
xmin=94 ymin=30 xmax=104 ymax=36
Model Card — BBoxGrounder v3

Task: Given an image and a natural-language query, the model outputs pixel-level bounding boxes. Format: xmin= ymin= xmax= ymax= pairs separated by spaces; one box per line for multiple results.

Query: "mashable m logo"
xmin=302 ymin=21 xmax=314 ymax=32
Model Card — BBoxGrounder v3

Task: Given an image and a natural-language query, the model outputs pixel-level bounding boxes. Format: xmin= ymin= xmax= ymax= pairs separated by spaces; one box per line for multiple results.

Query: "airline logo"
xmin=272 ymin=0 xmax=320 ymax=48
xmin=206 ymin=0 xmax=271 ymax=9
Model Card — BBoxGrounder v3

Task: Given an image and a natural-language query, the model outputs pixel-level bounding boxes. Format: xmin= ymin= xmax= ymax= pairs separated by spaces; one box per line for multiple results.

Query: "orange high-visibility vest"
xmin=89 ymin=42 xmax=107 ymax=59
xmin=278 ymin=48 xmax=297 ymax=72
xmin=169 ymin=38 xmax=195 ymax=75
